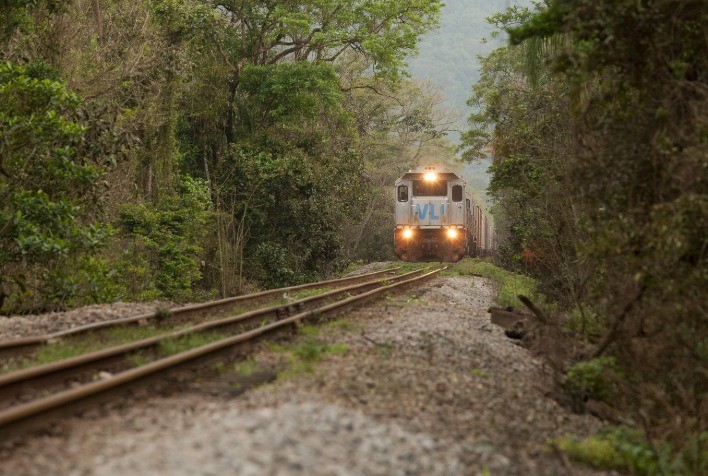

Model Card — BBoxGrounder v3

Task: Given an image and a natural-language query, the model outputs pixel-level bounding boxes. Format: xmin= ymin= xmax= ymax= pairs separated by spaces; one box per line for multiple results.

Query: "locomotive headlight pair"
xmin=447 ymin=228 xmax=458 ymax=239
xmin=403 ymin=229 xmax=413 ymax=239
xmin=424 ymin=172 xmax=437 ymax=182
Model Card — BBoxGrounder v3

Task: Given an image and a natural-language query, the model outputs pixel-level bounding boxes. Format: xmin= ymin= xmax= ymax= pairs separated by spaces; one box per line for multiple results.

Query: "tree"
xmin=0 ymin=0 xmax=448 ymax=305
xmin=0 ymin=1 xmax=71 ymax=49
xmin=204 ymin=0 xmax=443 ymax=144
xmin=175 ymin=0 xmax=444 ymax=291
xmin=0 ymin=61 xmax=112 ymax=312
xmin=467 ymin=1 xmax=707 ymax=465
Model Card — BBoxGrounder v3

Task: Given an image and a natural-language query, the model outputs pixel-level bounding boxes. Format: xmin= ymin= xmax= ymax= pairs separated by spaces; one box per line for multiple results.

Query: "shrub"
xmin=563 ymin=356 xmax=620 ymax=410
xmin=255 ymin=242 xmax=297 ymax=289
xmin=117 ymin=176 xmax=212 ymax=301
xmin=0 ymin=61 xmax=112 ymax=313
xmin=557 ymin=427 xmax=707 ymax=476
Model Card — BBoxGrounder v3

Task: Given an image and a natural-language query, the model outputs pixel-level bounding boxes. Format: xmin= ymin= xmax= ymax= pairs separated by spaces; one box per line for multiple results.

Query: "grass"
xmin=287 ymin=287 xmax=330 ymax=301
xmin=342 ymin=259 xmax=366 ymax=274
xmin=3 ymin=269 xmax=366 ymax=376
xmin=470 ymin=368 xmax=490 ymax=378
xmin=1 ymin=324 xmax=232 ymax=374
xmin=297 ymin=324 xmax=321 ymax=337
xmin=292 ymin=339 xmax=348 ymax=362
xmin=563 ymin=356 xmax=620 ymax=410
xmin=127 ymin=350 xmax=151 ymax=367
xmin=324 ymin=319 xmax=361 ymax=332
xmin=157 ymin=330 xmax=228 ymax=357
xmin=261 ymin=286 xmax=337 ymax=309
xmin=383 ymin=292 xmax=425 ymax=307
xmin=554 ymin=427 xmax=707 ymax=475
xmin=376 ymin=340 xmax=394 ymax=358
xmin=265 ymin=341 xmax=287 ymax=353
xmin=279 ymin=339 xmax=349 ymax=375
xmin=125 ymin=330 xmax=229 ymax=367
xmin=6 ymin=340 xmax=100 ymax=372
xmin=7 ymin=293 xmax=308 ymax=373
xmin=444 ymin=258 xmax=537 ymax=308
xmin=1 ymin=325 xmax=180 ymax=373
xmin=3 ymin=285 xmax=362 ymax=379
xmin=265 ymin=324 xmax=349 ymax=377
xmin=342 ymin=260 xmax=423 ymax=276
xmin=227 ymin=357 xmax=274 ymax=391
xmin=394 ymin=261 xmax=435 ymax=274
xmin=232 ymin=358 xmax=258 ymax=377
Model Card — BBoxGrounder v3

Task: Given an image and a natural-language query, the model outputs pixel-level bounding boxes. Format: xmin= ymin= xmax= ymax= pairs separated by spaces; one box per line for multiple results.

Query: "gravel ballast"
xmin=2 ymin=272 xmax=606 ymax=475
xmin=94 ymin=401 xmax=460 ymax=476
xmin=0 ymin=302 xmax=174 ymax=342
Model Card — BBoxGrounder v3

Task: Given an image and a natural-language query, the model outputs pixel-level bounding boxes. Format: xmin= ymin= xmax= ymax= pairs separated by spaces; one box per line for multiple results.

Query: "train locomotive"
xmin=394 ymin=165 xmax=495 ymax=262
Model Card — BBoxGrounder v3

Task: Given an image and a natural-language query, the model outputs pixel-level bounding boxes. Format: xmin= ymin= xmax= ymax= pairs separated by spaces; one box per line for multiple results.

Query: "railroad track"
xmin=0 ymin=267 xmax=403 ymax=361
xmin=0 ymin=266 xmax=444 ymax=439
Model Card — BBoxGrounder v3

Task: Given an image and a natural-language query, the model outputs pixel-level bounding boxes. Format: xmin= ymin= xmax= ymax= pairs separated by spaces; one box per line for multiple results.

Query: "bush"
xmin=0 ymin=61 xmax=112 ymax=313
xmin=556 ymin=426 xmax=707 ymax=476
xmin=467 ymin=1 xmax=707 ymax=460
xmin=117 ymin=176 xmax=212 ymax=301
xmin=255 ymin=242 xmax=297 ymax=289
xmin=563 ymin=356 xmax=620 ymax=410
xmin=216 ymin=145 xmax=364 ymax=289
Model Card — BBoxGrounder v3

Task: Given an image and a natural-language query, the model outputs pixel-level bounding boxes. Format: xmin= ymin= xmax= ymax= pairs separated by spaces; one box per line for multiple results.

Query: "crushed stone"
xmin=1 ymin=271 xmax=607 ymax=475
xmin=0 ymin=302 xmax=173 ymax=342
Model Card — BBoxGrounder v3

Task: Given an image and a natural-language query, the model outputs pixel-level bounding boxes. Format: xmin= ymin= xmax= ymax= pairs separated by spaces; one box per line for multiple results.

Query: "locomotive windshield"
xmin=412 ymin=179 xmax=448 ymax=197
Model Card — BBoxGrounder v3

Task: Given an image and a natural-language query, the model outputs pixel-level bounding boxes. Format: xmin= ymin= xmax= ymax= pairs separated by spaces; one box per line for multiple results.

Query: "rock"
xmin=0 ymin=274 xmax=605 ymax=476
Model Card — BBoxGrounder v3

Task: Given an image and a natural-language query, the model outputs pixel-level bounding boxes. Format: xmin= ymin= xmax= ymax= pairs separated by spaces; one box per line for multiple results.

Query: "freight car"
xmin=466 ymin=193 xmax=496 ymax=257
xmin=394 ymin=165 xmax=495 ymax=262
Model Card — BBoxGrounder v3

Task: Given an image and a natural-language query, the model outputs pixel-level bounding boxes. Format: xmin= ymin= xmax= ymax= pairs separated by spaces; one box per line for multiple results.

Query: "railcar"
xmin=466 ymin=194 xmax=496 ymax=257
xmin=394 ymin=165 xmax=495 ymax=262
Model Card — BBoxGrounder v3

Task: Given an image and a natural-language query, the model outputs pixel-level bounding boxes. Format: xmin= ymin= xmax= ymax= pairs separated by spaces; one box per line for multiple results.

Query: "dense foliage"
xmin=463 ymin=0 xmax=706 ymax=470
xmin=2 ymin=1 xmax=704 ymax=469
xmin=0 ymin=61 xmax=114 ymax=311
xmin=117 ymin=176 xmax=212 ymax=300
xmin=0 ymin=0 xmax=449 ymax=312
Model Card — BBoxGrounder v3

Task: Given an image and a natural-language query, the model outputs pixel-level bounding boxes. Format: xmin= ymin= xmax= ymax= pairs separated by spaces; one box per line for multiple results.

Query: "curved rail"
xmin=0 ymin=268 xmax=424 ymax=394
xmin=0 ymin=267 xmax=444 ymax=437
xmin=0 ymin=267 xmax=400 ymax=356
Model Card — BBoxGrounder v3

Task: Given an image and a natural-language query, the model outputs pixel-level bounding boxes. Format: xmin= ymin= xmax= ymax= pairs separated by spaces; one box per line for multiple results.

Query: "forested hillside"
xmin=408 ymin=0 xmax=518 ymax=121
xmin=462 ymin=1 xmax=707 ymax=472
xmin=408 ymin=0 xmax=533 ymax=206
xmin=0 ymin=0 xmax=453 ymax=313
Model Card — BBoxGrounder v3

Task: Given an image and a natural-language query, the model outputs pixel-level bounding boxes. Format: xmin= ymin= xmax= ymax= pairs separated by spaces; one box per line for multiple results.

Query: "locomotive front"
xmin=394 ymin=165 xmax=467 ymax=262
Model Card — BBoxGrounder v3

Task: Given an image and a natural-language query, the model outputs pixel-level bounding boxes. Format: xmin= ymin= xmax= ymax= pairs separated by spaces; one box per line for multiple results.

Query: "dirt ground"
xmin=1 ymin=273 xmax=608 ymax=475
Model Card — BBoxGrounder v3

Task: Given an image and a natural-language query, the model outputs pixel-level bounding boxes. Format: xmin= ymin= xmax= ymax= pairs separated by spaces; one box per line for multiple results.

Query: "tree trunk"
xmin=224 ymin=75 xmax=240 ymax=145
xmin=91 ymin=0 xmax=104 ymax=44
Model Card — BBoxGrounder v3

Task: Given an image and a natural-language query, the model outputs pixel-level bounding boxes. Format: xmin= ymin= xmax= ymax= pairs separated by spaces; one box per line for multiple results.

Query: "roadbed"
xmin=2 ymin=274 xmax=606 ymax=475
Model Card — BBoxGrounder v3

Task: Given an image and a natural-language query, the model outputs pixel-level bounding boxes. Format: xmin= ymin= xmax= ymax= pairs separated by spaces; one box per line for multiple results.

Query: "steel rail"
xmin=0 ymin=267 xmax=444 ymax=435
xmin=0 ymin=267 xmax=400 ymax=354
xmin=0 ymin=268 xmax=425 ymax=392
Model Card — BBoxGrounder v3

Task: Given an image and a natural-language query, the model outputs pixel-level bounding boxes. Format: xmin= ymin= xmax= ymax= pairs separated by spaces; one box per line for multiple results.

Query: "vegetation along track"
xmin=0 ymin=266 xmax=444 ymax=438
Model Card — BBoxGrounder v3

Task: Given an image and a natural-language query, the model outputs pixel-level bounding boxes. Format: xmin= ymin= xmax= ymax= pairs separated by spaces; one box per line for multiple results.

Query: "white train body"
xmin=394 ymin=165 xmax=495 ymax=261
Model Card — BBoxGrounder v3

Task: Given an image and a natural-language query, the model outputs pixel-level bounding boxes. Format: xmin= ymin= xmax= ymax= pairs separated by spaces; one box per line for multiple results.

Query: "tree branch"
xmin=590 ymin=285 xmax=647 ymax=359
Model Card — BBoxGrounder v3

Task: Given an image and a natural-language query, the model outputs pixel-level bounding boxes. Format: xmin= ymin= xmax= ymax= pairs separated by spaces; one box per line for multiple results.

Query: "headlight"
xmin=403 ymin=229 xmax=413 ymax=239
xmin=424 ymin=172 xmax=437 ymax=182
xmin=447 ymin=229 xmax=457 ymax=239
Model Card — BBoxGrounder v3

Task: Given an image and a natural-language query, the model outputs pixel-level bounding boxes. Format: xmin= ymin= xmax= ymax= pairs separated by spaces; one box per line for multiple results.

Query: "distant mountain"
xmin=408 ymin=0 xmax=514 ymax=125
xmin=408 ymin=0 xmax=532 ymax=204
